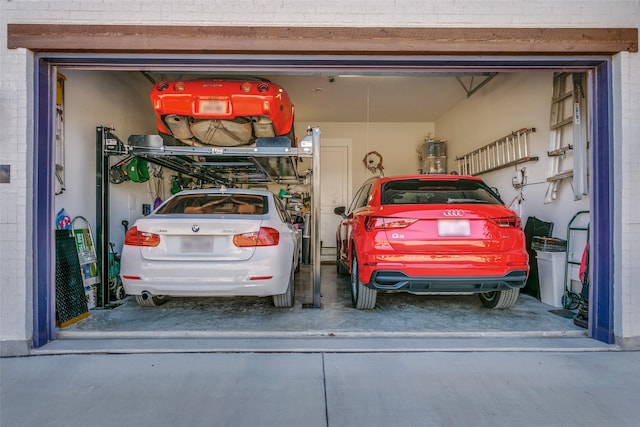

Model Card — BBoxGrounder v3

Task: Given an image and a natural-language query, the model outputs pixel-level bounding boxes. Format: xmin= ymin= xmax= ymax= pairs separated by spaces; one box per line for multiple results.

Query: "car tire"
xmin=273 ymin=263 xmax=295 ymax=308
xmin=134 ymin=294 xmax=169 ymax=307
xmin=336 ymin=245 xmax=348 ymax=276
xmin=478 ymin=288 xmax=520 ymax=309
xmin=351 ymin=250 xmax=376 ymax=309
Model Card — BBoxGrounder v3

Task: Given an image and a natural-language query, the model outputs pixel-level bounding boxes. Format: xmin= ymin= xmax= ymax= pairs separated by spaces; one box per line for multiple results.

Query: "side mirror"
xmin=334 ymin=206 xmax=346 ymax=217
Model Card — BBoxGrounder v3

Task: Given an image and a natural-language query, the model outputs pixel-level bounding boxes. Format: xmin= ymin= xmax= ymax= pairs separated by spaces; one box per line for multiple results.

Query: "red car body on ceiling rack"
xmin=150 ymin=77 xmax=295 ymax=147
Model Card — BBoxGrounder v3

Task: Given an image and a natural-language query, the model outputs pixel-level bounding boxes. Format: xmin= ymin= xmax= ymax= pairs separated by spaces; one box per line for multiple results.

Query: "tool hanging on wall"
xmin=55 ymin=73 xmax=66 ymax=195
xmin=108 ymin=155 xmax=133 ymax=184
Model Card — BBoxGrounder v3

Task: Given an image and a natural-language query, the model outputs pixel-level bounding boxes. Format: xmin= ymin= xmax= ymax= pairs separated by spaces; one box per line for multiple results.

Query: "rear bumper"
xmin=120 ymin=256 xmax=291 ymax=297
xmin=121 ymin=277 xmax=288 ymax=297
xmin=367 ymin=270 xmax=528 ymax=294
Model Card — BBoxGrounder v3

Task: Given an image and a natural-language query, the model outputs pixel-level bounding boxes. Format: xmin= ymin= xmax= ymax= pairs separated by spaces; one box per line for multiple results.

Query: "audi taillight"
xmin=124 ymin=226 xmax=161 ymax=247
xmin=364 ymin=217 xmax=418 ymax=231
xmin=233 ymin=227 xmax=280 ymax=247
xmin=493 ymin=216 xmax=522 ymax=228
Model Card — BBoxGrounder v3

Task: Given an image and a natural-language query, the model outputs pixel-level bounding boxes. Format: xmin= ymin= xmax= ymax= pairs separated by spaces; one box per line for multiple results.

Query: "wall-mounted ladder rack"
xmin=455 ymin=127 xmax=538 ymax=176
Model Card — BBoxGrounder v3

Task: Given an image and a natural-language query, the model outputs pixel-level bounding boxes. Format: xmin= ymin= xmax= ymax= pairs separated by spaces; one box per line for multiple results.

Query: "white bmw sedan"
xmin=120 ymin=188 xmax=299 ymax=307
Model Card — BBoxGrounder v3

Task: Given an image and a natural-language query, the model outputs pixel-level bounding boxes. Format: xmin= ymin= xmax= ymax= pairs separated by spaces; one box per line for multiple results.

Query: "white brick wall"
xmin=1 ymin=0 xmax=639 ymax=350
xmin=618 ymin=50 xmax=640 ymax=341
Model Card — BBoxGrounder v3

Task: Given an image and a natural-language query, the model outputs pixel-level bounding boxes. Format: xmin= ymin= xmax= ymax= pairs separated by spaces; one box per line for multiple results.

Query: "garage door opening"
xmin=31 ymin=54 xmax=615 ymax=347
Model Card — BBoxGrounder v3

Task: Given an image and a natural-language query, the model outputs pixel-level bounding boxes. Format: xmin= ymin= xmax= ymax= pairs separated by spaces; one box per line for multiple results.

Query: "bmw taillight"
xmin=233 ymin=227 xmax=280 ymax=247
xmin=124 ymin=226 xmax=161 ymax=247
xmin=364 ymin=217 xmax=418 ymax=231
xmin=493 ymin=215 xmax=522 ymax=228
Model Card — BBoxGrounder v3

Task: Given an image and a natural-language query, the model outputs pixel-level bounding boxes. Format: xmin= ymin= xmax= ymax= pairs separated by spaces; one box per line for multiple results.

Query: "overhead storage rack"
xmin=96 ymin=126 xmax=322 ymax=310
xmin=123 ymin=134 xmax=310 ymax=186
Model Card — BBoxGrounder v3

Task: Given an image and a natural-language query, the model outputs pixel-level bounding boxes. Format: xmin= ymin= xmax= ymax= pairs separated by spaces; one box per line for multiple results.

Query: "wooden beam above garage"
xmin=7 ymin=25 xmax=638 ymax=55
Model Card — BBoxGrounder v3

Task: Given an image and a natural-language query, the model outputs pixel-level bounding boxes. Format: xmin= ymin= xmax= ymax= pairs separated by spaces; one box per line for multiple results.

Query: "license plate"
xmin=180 ymin=236 xmax=214 ymax=253
xmin=437 ymin=219 xmax=471 ymax=237
xmin=197 ymin=99 xmax=229 ymax=114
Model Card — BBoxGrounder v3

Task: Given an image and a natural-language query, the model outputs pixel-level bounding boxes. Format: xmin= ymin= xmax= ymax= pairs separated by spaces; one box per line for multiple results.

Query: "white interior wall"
xmin=436 ymin=71 xmax=590 ymax=284
xmin=295 ymin=122 xmax=436 ymax=196
xmin=56 ymin=70 xmax=158 ymax=251
xmin=59 ymin=70 xmax=592 ymax=266
xmin=437 ymin=72 xmax=591 ymax=234
xmin=60 ymin=72 xmax=437 ymax=251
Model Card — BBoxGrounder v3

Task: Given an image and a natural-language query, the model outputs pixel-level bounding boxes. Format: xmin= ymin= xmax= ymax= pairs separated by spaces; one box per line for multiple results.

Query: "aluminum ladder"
xmin=455 ymin=127 xmax=537 ymax=176
xmin=544 ymin=72 xmax=588 ymax=203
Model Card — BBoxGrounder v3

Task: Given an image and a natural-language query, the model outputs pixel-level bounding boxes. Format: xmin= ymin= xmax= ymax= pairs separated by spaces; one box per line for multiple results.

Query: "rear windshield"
xmin=381 ymin=179 xmax=502 ymax=205
xmin=156 ymin=194 xmax=268 ymax=215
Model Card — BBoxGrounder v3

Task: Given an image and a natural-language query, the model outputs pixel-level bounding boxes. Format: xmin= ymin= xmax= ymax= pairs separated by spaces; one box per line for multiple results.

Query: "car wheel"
xmin=478 ymin=288 xmax=520 ymax=309
xmin=134 ymin=294 xmax=169 ymax=307
xmin=273 ymin=263 xmax=295 ymax=308
xmin=336 ymin=244 xmax=348 ymax=276
xmin=350 ymin=249 xmax=376 ymax=309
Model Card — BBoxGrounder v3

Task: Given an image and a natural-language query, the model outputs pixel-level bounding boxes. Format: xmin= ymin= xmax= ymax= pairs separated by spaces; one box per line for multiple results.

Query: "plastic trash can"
xmin=536 ymin=250 xmax=566 ymax=308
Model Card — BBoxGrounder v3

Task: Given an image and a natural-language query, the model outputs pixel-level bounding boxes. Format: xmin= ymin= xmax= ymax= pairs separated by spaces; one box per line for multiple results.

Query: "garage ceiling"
xmin=261 ymin=74 xmax=481 ymax=123
xmin=145 ymin=72 xmax=494 ymax=123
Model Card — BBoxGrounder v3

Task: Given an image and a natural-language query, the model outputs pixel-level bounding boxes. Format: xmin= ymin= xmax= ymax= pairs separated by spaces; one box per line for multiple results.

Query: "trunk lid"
xmin=135 ymin=216 xmax=262 ymax=261
xmin=376 ymin=204 xmax=521 ymax=253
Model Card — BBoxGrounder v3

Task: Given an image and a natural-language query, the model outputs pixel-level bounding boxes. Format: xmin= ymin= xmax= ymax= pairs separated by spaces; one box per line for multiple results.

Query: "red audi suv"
xmin=334 ymin=174 xmax=529 ymax=309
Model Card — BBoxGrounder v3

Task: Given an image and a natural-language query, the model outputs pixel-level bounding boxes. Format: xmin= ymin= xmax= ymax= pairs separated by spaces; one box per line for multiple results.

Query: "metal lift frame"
xmin=96 ymin=126 xmax=322 ymax=309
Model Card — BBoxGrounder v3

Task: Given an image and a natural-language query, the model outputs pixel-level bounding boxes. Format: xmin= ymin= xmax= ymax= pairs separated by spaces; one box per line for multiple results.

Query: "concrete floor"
xmin=4 ymin=350 xmax=638 ymax=426
xmin=59 ymin=265 xmax=586 ymax=339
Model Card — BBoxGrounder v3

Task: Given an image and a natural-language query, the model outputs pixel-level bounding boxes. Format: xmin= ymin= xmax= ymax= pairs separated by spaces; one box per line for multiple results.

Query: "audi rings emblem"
xmin=192 ymin=224 xmax=200 ymax=233
xmin=442 ymin=209 xmax=465 ymax=217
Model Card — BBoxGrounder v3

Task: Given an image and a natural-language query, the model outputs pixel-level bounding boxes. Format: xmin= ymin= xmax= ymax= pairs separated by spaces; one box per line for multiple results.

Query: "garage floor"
xmin=59 ymin=265 xmax=585 ymax=338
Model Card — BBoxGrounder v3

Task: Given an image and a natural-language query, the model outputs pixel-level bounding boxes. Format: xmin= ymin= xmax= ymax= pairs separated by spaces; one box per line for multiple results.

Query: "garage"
xmin=7 ymin=25 xmax=637 ymax=349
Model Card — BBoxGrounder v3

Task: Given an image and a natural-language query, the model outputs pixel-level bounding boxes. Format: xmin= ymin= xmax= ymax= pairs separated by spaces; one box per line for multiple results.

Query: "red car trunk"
xmin=373 ymin=204 xmax=524 ymax=254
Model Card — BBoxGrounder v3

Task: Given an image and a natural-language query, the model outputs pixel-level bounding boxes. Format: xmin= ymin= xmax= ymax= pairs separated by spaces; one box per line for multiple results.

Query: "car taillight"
xmin=493 ymin=216 xmax=522 ymax=228
xmin=364 ymin=217 xmax=418 ymax=231
xmin=233 ymin=227 xmax=280 ymax=247
xmin=241 ymin=82 xmax=252 ymax=93
xmin=173 ymin=81 xmax=185 ymax=92
xmin=124 ymin=226 xmax=161 ymax=247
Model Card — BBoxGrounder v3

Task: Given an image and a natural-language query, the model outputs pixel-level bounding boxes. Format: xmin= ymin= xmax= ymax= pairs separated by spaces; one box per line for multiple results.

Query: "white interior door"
xmin=320 ymin=140 xmax=351 ymax=261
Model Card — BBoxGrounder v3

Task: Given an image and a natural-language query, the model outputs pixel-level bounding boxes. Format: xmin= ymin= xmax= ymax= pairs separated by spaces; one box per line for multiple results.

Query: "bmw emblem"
xmin=192 ymin=225 xmax=200 ymax=233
